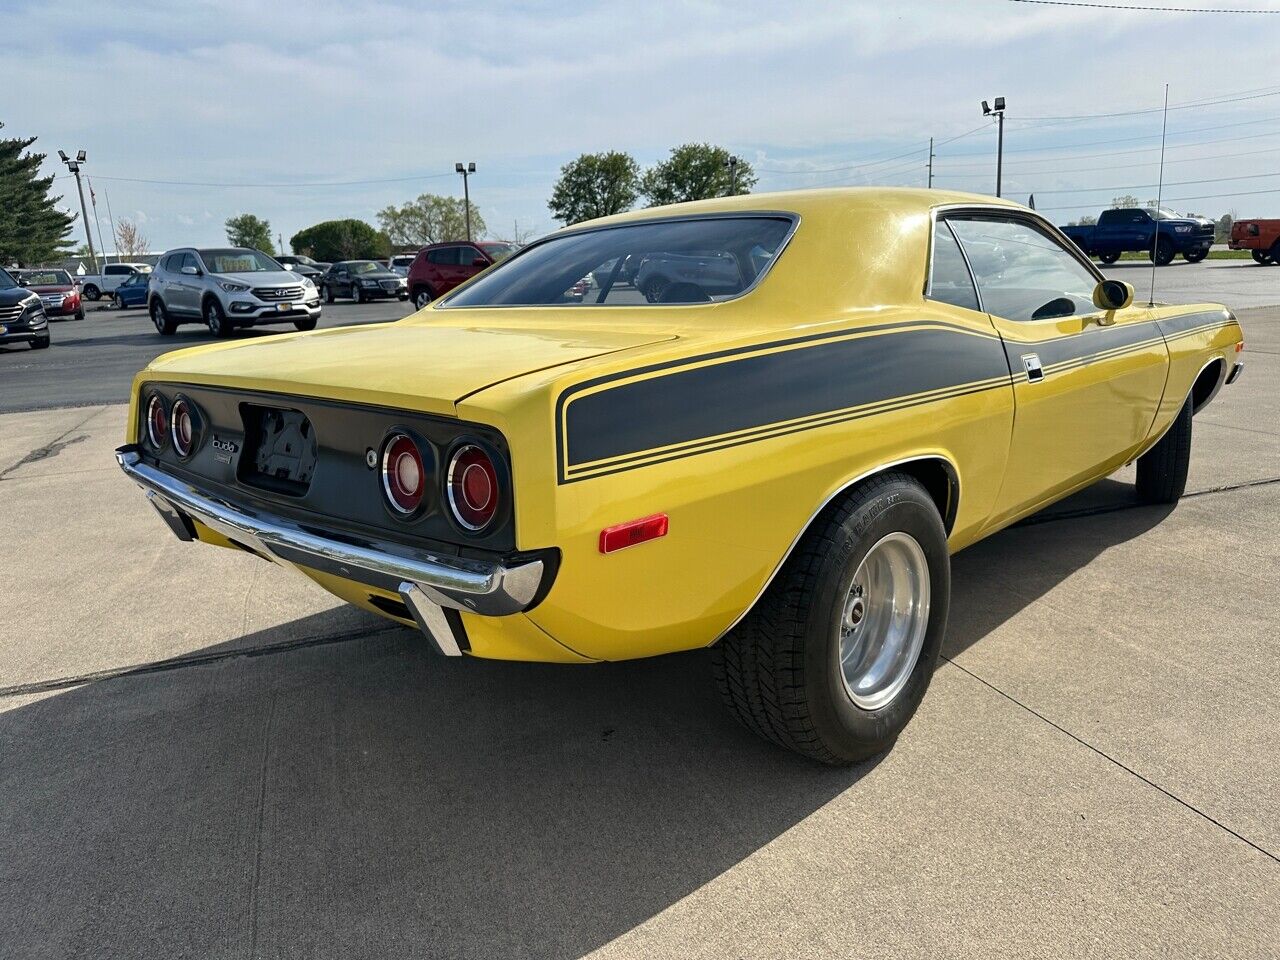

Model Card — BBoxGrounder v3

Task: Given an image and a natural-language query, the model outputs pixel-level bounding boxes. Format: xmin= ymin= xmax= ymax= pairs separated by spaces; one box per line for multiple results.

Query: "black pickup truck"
xmin=1060 ymin=207 xmax=1215 ymax=265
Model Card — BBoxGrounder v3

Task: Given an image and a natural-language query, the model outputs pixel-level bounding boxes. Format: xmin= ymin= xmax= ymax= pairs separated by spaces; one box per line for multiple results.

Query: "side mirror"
xmin=180 ymin=265 xmax=199 ymax=276
xmin=1093 ymin=279 xmax=1133 ymax=311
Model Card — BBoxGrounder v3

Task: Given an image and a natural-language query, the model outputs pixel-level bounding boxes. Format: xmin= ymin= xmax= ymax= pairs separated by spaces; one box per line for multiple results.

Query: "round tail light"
xmin=146 ymin=395 xmax=168 ymax=449
xmin=382 ymin=433 xmax=426 ymax=514
xmin=447 ymin=444 xmax=499 ymax=531
xmin=171 ymin=399 xmax=195 ymax=457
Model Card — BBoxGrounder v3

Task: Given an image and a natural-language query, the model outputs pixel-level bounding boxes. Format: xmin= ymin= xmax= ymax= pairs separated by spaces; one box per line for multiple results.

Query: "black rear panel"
xmin=136 ymin=384 xmax=515 ymax=555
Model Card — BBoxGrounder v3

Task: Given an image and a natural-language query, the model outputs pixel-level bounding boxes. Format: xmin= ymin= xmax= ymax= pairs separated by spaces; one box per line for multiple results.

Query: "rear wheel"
xmin=1251 ymin=250 xmax=1271 ymax=265
xmin=1183 ymin=248 xmax=1208 ymax=264
xmin=711 ymin=472 xmax=949 ymax=765
xmin=1269 ymin=240 xmax=1280 ymax=265
xmin=204 ymin=298 xmax=234 ymax=338
xmin=1136 ymin=396 xmax=1192 ymax=504
xmin=413 ymin=287 xmax=433 ymax=309
xmin=1098 ymin=250 xmax=1120 ymax=264
xmin=83 ymin=284 xmax=101 ymax=301
xmin=150 ymin=298 xmax=176 ymax=335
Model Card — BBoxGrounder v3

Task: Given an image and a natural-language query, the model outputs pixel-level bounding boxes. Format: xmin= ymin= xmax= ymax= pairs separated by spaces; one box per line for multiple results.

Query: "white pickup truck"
xmin=77 ymin=262 xmax=152 ymax=301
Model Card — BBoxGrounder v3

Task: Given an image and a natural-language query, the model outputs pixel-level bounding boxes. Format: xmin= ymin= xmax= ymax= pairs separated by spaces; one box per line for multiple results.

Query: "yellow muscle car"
xmin=116 ymin=188 xmax=1244 ymax=763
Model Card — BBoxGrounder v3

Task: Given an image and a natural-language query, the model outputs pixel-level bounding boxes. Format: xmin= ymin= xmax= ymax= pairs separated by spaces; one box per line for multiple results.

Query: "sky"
xmin=4 ymin=0 xmax=1280 ymax=255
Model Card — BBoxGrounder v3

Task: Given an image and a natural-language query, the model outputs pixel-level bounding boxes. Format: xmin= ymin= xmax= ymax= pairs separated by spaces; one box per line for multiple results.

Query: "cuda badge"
xmin=212 ymin=436 xmax=239 ymax=454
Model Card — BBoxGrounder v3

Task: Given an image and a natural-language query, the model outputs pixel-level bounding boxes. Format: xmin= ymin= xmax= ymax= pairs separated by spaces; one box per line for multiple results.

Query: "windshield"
xmin=479 ymin=242 xmax=519 ymax=262
xmin=199 ymin=249 xmax=284 ymax=274
xmin=349 ymin=261 xmax=384 ymax=274
xmin=1146 ymin=208 xmax=1184 ymax=221
xmin=19 ymin=270 xmax=72 ymax=285
xmin=445 ymin=216 xmax=793 ymax=308
xmin=0 ymin=268 xmax=16 ymax=290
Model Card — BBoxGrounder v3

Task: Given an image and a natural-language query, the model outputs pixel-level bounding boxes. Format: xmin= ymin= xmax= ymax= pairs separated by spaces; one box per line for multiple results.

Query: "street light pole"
xmin=927 ymin=137 xmax=934 ymax=188
xmin=58 ymin=149 xmax=99 ymax=274
xmin=980 ymin=97 xmax=1006 ymax=198
xmin=455 ymin=161 xmax=476 ymax=241
xmin=723 ymin=155 xmax=740 ymax=196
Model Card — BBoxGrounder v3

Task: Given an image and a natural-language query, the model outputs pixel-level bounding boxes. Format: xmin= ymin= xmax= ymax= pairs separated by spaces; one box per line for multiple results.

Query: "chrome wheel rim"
xmin=838 ymin=531 xmax=930 ymax=711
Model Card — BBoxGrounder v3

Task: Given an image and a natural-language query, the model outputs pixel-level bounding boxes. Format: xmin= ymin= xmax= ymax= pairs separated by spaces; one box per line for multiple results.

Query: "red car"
xmin=16 ymin=269 xmax=84 ymax=320
xmin=1228 ymin=219 xmax=1280 ymax=265
xmin=406 ymin=240 xmax=518 ymax=309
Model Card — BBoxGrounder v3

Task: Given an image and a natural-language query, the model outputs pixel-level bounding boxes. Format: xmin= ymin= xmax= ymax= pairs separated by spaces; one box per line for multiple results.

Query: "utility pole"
xmin=981 ymin=97 xmax=1006 ymax=198
xmin=88 ymin=178 xmax=109 ymax=264
xmin=723 ymin=155 xmax=741 ymax=196
xmin=278 ymin=233 xmax=285 ymax=256
xmin=927 ymin=137 xmax=934 ymax=188
xmin=103 ymin=188 xmax=119 ymax=265
xmin=455 ymin=162 xmax=476 ymax=241
xmin=58 ymin=149 xmax=98 ymax=274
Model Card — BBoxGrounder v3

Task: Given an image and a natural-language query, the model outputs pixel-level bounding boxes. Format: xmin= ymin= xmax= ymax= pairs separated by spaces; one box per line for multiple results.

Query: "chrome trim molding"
xmin=117 ymin=446 xmax=544 ymax=617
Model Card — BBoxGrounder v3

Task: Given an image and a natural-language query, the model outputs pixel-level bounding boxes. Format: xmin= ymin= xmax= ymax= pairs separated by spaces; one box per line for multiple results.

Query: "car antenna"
xmin=1148 ymin=83 xmax=1170 ymax=308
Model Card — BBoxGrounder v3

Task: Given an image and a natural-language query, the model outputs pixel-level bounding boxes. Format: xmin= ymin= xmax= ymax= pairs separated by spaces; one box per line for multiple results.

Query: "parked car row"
xmin=0 ymin=266 xmax=51 ymax=350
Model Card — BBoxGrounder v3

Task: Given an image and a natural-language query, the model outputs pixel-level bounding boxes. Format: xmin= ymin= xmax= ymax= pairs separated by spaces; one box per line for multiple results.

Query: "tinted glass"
xmin=479 ymin=242 xmax=518 ymax=261
xmin=18 ymin=270 xmax=72 ymax=285
xmin=457 ymin=246 xmax=482 ymax=267
xmin=349 ymin=261 xmax=383 ymax=274
xmin=198 ymin=249 xmax=284 ymax=274
xmin=0 ymin=268 xmax=16 ymax=290
xmin=427 ymin=247 xmax=458 ymax=266
xmin=927 ymin=220 xmax=979 ymax=311
xmin=947 ymin=216 xmax=1099 ymax=322
xmin=444 ymin=216 xmax=792 ymax=308
xmin=181 ymin=253 xmax=199 ymax=272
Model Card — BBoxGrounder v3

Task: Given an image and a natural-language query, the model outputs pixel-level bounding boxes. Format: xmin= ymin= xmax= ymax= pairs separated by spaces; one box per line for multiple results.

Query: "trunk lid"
xmin=144 ymin=314 xmax=676 ymax=416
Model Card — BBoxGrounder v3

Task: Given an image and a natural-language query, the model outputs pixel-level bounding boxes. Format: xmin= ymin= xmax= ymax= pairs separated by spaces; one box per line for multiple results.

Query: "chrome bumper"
xmin=116 ymin=447 xmax=548 ymax=656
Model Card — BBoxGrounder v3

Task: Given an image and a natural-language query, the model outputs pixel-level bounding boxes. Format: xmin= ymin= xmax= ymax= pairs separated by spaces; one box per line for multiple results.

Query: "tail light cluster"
xmin=143 ymin=392 xmax=203 ymax=460
xmin=379 ymin=432 xmax=502 ymax=534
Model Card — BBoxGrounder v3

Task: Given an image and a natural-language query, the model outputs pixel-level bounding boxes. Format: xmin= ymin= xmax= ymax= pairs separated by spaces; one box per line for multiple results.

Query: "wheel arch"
xmin=1190 ymin=356 xmax=1226 ymax=413
xmin=710 ymin=453 xmax=960 ymax=646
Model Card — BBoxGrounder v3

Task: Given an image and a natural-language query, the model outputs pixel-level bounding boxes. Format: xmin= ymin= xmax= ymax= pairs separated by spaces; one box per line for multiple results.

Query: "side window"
xmin=429 ymin=247 xmax=459 ymax=266
xmin=105 ymin=265 xmax=123 ymax=275
xmin=926 ymin=219 xmax=979 ymax=312
xmin=946 ymin=216 xmax=1099 ymax=322
xmin=457 ymin=246 xmax=480 ymax=267
xmin=181 ymin=253 xmax=199 ymax=272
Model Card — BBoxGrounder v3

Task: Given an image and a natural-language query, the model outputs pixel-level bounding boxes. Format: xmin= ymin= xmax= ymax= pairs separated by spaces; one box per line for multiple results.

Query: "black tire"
xmin=1136 ymin=396 xmax=1192 ymax=504
xmin=398 ymin=293 xmax=409 ymax=301
xmin=413 ymin=287 xmax=433 ymax=309
xmin=83 ymin=284 xmax=101 ymax=301
xmin=150 ymin=298 xmax=177 ymax=335
xmin=1269 ymin=240 xmax=1280 ymax=265
xmin=710 ymin=472 xmax=950 ymax=765
xmin=293 ymin=317 xmax=317 ymax=331
xmin=1183 ymin=248 xmax=1208 ymax=264
xmin=323 ymin=283 xmax=335 ymax=304
xmin=1151 ymin=237 xmax=1175 ymax=266
xmin=31 ymin=336 xmax=50 ymax=350
xmin=204 ymin=298 xmax=234 ymax=338
xmin=642 ymin=277 xmax=669 ymax=303
xmin=1251 ymin=250 xmax=1271 ymax=265
xmin=1098 ymin=250 xmax=1121 ymax=264
xmin=75 ymin=308 xmax=85 ymax=320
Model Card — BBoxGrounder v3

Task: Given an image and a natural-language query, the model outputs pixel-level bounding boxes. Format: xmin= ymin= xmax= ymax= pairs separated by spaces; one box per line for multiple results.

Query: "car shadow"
xmin=0 ymin=479 xmax=1172 ymax=959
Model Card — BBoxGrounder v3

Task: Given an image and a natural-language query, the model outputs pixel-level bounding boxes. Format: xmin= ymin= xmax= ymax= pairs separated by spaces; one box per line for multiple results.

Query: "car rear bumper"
xmin=115 ymin=446 xmax=550 ymax=655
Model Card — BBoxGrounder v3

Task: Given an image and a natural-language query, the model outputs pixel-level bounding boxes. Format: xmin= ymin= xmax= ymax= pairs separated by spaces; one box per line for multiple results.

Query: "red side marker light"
xmin=1236 ymin=340 xmax=1244 ymax=353
xmin=599 ymin=513 xmax=669 ymax=554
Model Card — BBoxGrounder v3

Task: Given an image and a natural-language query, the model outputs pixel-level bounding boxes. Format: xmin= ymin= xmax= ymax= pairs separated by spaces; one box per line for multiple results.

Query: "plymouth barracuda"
xmin=115 ymin=188 xmax=1244 ymax=764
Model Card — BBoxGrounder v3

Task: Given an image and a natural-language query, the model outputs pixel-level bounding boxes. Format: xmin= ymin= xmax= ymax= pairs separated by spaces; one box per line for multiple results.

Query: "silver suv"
xmin=148 ymin=247 xmax=322 ymax=338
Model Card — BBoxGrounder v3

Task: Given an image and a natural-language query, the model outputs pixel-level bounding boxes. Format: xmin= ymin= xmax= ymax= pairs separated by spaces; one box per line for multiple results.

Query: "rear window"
xmin=443 ymin=215 xmax=793 ymax=308
xmin=19 ymin=270 xmax=72 ymax=285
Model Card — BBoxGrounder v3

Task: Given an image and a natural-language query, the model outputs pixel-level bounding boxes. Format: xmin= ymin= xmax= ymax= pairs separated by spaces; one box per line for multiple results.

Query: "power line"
xmin=1029 ymin=169 xmax=1280 ymax=195
xmin=1013 ymin=87 xmax=1280 ymax=123
xmin=1037 ymin=185 xmax=1280 ymax=212
xmin=1009 ymin=0 xmax=1280 ymax=13
xmin=83 ymin=171 xmax=458 ymax=188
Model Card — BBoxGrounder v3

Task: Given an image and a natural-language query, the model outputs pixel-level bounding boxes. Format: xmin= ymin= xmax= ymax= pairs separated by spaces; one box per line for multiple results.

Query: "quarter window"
xmin=427 ymin=247 xmax=459 ymax=266
xmin=926 ymin=219 xmax=979 ymax=312
xmin=945 ymin=216 xmax=1099 ymax=322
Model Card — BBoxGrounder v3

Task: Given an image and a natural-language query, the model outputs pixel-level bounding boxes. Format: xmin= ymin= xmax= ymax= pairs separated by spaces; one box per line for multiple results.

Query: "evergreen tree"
xmin=0 ymin=122 xmax=75 ymax=265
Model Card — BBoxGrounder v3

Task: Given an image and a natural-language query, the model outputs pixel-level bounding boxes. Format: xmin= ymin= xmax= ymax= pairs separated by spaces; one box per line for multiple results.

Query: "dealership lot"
xmin=0 ymin=275 xmax=1277 ymax=956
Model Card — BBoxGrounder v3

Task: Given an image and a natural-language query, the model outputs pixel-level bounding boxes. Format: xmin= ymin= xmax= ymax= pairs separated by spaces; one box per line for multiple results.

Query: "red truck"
xmin=1228 ymin=219 xmax=1280 ymax=264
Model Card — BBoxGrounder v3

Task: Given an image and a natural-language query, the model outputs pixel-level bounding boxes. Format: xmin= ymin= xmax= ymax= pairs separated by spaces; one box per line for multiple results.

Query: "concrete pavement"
xmin=0 ymin=309 xmax=1276 ymax=958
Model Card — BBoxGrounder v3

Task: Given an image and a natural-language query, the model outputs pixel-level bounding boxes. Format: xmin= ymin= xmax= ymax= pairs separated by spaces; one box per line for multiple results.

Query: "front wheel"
xmin=413 ymin=288 xmax=433 ymax=310
xmin=1098 ymin=250 xmax=1121 ymax=264
xmin=293 ymin=317 xmax=317 ymax=331
xmin=1151 ymin=237 xmax=1175 ymax=266
xmin=204 ymin=298 xmax=234 ymax=338
xmin=1136 ymin=396 xmax=1192 ymax=504
xmin=711 ymin=472 xmax=949 ymax=765
xmin=1183 ymin=248 xmax=1208 ymax=263
xmin=31 ymin=336 xmax=50 ymax=350
xmin=352 ymin=285 xmax=365 ymax=303
xmin=83 ymin=284 xmax=101 ymax=301
xmin=1251 ymin=250 xmax=1271 ymax=265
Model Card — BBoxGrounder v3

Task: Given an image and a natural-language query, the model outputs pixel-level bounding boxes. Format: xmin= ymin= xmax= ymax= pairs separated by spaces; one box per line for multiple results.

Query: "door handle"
xmin=1021 ymin=353 xmax=1045 ymax=383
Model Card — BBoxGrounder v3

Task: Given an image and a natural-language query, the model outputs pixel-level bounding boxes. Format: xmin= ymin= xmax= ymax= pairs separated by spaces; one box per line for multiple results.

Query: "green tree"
xmin=377 ymin=194 xmax=485 ymax=246
xmin=0 ymin=122 xmax=75 ymax=265
xmin=1111 ymin=195 xmax=1140 ymax=209
xmin=289 ymin=219 xmax=389 ymax=262
xmin=225 ymin=213 xmax=273 ymax=251
xmin=641 ymin=143 xmax=757 ymax=206
xmin=548 ymin=151 xmax=640 ymax=225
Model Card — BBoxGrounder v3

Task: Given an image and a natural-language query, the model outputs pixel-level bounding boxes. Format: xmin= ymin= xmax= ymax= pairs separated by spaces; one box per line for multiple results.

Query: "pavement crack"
xmin=943 ymin=656 xmax=1280 ymax=867
xmin=247 ymin=687 xmax=277 ymax=960
xmin=0 ymin=623 xmax=400 ymax=699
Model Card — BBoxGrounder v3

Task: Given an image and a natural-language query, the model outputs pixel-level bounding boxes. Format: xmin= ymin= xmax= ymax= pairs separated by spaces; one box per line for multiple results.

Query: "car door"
xmin=456 ymin=244 xmax=489 ymax=285
xmin=945 ymin=212 xmax=1168 ymax=529
xmin=173 ymin=253 xmax=203 ymax=314
xmin=434 ymin=246 xmax=465 ymax=292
